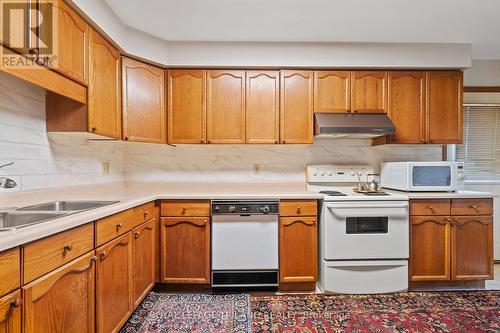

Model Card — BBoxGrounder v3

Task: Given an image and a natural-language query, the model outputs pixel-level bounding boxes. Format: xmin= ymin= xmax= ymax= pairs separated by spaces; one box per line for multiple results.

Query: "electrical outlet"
xmin=253 ymin=163 xmax=261 ymax=174
xmin=102 ymin=162 xmax=110 ymax=175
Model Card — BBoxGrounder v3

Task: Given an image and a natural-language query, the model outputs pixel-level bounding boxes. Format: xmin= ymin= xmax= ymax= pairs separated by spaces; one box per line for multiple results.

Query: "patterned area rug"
xmin=120 ymin=292 xmax=251 ymax=333
xmin=252 ymin=291 xmax=500 ymax=332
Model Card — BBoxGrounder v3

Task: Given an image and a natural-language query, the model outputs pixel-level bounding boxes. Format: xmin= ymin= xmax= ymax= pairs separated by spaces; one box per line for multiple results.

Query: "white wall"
xmin=463 ymin=59 xmax=500 ymax=260
xmin=0 ymin=72 xmax=125 ymax=192
xmin=70 ymin=0 xmax=471 ymax=69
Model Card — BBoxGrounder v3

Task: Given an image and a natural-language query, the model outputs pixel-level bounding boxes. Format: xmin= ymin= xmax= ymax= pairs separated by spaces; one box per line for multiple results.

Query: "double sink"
xmin=0 ymin=201 xmax=119 ymax=231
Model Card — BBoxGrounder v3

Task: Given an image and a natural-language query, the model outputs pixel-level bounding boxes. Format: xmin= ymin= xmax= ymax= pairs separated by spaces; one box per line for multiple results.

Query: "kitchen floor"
xmin=485 ymin=263 xmax=500 ymax=289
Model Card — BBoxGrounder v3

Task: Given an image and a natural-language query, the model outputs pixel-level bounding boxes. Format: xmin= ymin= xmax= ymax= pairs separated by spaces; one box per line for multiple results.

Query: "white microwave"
xmin=380 ymin=162 xmax=459 ymax=192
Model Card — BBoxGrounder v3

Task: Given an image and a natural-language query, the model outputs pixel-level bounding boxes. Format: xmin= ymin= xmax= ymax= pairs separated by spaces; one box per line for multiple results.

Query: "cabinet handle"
xmin=63 ymin=244 xmax=73 ymax=252
xmin=144 ymin=209 xmax=149 ymax=217
xmin=296 ymin=206 xmax=301 ymax=213
xmin=182 ymin=207 xmax=187 ymax=213
xmin=275 ymin=140 xmax=278 ymax=144
xmin=116 ymin=223 xmax=123 ymax=230
xmin=134 ymin=231 xmax=140 ymax=239
xmin=282 ymin=140 xmax=286 ymax=144
xmin=91 ymin=255 xmax=97 ymax=262
xmin=207 ymin=140 xmax=211 ymax=144
xmin=91 ymin=127 xmax=97 ymax=133
xmin=99 ymin=251 xmax=106 ymax=259
xmin=427 ymin=205 xmax=434 ymax=211
xmin=445 ymin=218 xmax=451 ymax=222
xmin=200 ymin=139 xmax=204 ymax=143
xmin=470 ymin=205 xmax=478 ymax=210
xmin=124 ymin=136 xmax=129 ymax=141
xmin=10 ymin=298 xmax=21 ymax=308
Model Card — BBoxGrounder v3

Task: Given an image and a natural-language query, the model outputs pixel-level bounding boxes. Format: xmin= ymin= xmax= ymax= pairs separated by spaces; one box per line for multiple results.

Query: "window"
xmin=456 ymin=105 xmax=500 ymax=181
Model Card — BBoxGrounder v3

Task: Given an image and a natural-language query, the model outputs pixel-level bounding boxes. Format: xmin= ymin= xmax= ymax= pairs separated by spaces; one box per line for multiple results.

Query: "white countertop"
xmin=0 ymin=181 xmax=322 ymax=251
xmin=0 ymin=182 xmax=494 ymax=252
xmin=384 ymin=189 xmax=496 ymax=199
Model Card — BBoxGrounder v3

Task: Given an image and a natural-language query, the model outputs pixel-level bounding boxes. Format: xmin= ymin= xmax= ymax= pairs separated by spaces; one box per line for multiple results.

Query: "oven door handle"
xmin=326 ymin=203 xmax=408 ymax=210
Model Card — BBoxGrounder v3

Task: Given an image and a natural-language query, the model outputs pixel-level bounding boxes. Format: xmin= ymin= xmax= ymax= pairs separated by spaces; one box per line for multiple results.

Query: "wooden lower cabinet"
xmin=96 ymin=233 xmax=132 ymax=333
xmin=410 ymin=216 xmax=451 ymax=281
xmin=451 ymin=216 xmax=493 ymax=280
xmin=410 ymin=198 xmax=494 ymax=284
xmin=132 ymin=219 xmax=156 ymax=307
xmin=160 ymin=217 xmax=210 ymax=284
xmin=22 ymin=252 xmax=95 ymax=333
xmin=0 ymin=290 xmax=21 ymax=333
xmin=279 ymin=216 xmax=317 ymax=285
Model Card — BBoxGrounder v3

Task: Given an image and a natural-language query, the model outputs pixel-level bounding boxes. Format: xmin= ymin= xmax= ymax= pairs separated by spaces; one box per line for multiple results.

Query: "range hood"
xmin=314 ymin=113 xmax=395 ymax=139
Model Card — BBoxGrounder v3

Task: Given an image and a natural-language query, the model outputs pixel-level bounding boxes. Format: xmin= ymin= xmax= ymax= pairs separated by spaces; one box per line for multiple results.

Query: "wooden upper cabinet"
xmin=280 ymin=70 xmax=314 ymax=144
xmin=387 ymin=71 xmax=426 ymax=143
xmin=122 ymin=57 xmax=166 ymax=143
xmin=167 ymin=70 xmax=207 ymax=144
xmin=52 ymin=0 xmax=89 ymax=85
xmin=314 ymin=71 xmax=350 ymax=113
xmin=246 ymin=71 xmax=280 ymax=144
xmin=410 ymin=216 xmax=451 ymax=281
xmin=207 ymin=70 xmax=246 ymax=143
xmin=23 ymin=252 xmax=95 ymax=333
xmin=351 ymin=71 xmax=387 ymax=113
xmin=88 ymin=29 xmax=121 ymax=139
xmin=426 ymin=71 xmax=463 ymax=144
xmin=96 ymin=233 xmax=132 ymax=333
xmin=0 ymin=290 xmax=21 ymax=333
xmin=451 ymin=216 xmax=493 ymax=280
xmin=279 ymin=217 xmax=317 ymax=284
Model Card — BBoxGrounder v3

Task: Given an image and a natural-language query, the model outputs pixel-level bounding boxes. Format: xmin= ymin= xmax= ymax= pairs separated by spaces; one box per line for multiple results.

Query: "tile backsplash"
xmin=0 ymin=72 xmax=442 ymax=191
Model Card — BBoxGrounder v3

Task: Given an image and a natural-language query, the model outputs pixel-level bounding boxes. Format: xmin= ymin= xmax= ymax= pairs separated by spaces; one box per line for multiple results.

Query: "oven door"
xmin=324 ymin=201 xmax=409 ymax=260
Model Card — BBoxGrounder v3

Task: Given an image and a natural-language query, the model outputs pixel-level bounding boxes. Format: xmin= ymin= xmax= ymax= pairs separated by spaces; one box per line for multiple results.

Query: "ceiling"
xmin=105 ymin=0 xmax=500 ymax=59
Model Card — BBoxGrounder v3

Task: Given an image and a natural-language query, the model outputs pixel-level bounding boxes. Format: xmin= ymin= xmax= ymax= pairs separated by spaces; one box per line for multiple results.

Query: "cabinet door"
xmin=426 ymin=71 xmax=463 ymax=144
xmin=387 ymin=71 xmax=426 ymax=143
xmin=88 ymin=29 xmax=121 ymax=139
xmin=23 ymin=253 xmax=95 ymax=333
xmin=53 ymin=0 xmax=89 ymax=85
xmin=410 ymin=216 xmax=451 ymax=281
xmin=314 ymin=71 xmax=350 ymax=113
xmin=0 ymin=248 xmax=20 ymax=298
xmin=0 ymin=290 xmax=21 ymax=333
xmin=132 ymin=219 xmax=156 ymax=308
xmin=279 ymin=217 xmax=317 ymax=283
xmin=280 ymin=70 xmax=313 ymax=144
xmin=122 ymin=57 xmax=166 ymax=143
xmin=351 ymin=71 xmax=387 ymax=113
xmin=246 ymin=71 xmax=280 ymax=144
xmin=167 ymin=70 xmax=206 ymax=144
xmin=207 ymin=70 xmax=246 ymax=143
xmin=160 ymin=217 xmax=210 ymax=284
xmin=451 ymin=216 xmax=493 ymax=280
xmin=96 ymin=233 xmax=132 ymax=333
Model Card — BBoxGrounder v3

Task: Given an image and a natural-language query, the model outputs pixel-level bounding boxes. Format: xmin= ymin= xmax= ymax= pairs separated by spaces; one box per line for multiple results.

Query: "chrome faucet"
xmin=0 ymin=162 xmax=17 ymax=189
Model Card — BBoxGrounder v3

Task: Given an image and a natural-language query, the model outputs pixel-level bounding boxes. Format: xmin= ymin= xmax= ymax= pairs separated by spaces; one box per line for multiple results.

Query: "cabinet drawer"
xmin=279 ymin=200 xmax=317 ymax=217
xmin=0 ymin=247 xmax=20 ymax=297
xmin=133 ymin=201 xmax=155 ymax=226
xmin=410 ymin=199 xmax=450 ymax=216
xmin=451 ymin=198 xmax=493 ymax=216
xmin=23 ymin=223 xmax=94 ymax=283
xmin=161 ymin=200 xmax=210 ymax=217
xmin=95 ymin=209 xmax=134 ymax=247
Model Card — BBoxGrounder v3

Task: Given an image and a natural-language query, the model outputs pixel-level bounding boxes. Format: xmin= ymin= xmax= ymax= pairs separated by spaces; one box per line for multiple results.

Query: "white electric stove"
xmin=307 ymin=165 xmax=410 ymax=294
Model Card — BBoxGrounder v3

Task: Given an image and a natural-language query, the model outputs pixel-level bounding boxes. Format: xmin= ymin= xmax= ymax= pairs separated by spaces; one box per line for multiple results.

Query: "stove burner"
xmin=319 ymin=190 xmax=348 ymax=196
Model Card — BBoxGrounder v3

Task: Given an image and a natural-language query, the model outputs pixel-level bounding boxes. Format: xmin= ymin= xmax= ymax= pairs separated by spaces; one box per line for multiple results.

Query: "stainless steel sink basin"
xmin=16 ymin=200 xmax=119 ymax=212
xmin=0 ymin=212 xmax=68 ymax=231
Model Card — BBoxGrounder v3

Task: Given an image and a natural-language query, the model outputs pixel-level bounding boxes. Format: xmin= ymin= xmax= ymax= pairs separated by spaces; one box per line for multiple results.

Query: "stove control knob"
xmin=228 ymin=205 xmax=236 ymax=212
xmin=261 ymin=205 xmax=270 ymax=214
xmin=214 ymin=205 xmax=220 ymax=211
xmin=350 ymin=171 xmax=355 ymax=176
xmin=320 ymin=172 xmax=325 ymax=176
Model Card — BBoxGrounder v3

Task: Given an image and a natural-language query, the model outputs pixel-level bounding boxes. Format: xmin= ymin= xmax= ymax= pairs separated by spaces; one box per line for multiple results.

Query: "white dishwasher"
xmin=211 ymin=200 xmax=279 ymax=290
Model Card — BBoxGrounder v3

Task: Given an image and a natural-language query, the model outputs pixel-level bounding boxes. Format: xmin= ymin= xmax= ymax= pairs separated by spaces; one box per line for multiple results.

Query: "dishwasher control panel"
xmin=211 ymin=200 xmax=279 ymax=215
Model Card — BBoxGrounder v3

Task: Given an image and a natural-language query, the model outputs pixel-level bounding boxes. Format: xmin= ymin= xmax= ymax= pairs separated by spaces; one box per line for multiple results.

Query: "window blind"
xmin=456 ymin=105 xmax=500 ymax=181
